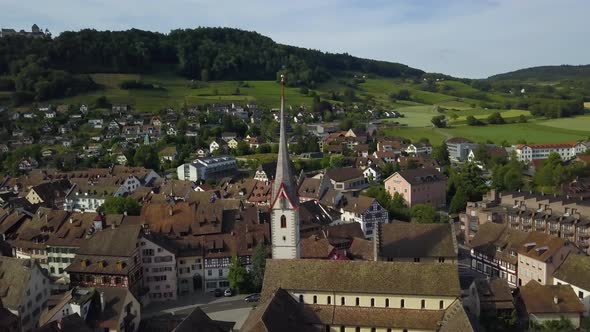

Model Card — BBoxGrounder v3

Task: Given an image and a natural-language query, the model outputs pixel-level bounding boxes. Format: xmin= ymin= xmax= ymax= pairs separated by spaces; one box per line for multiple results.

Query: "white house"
xmin=0 ymin=256 xmax=51 ymax=332
xmin=88 ymin=119 xmax=104 ymax=129
xmin=553 ymin=254 xmax=590 ymax=316
xmin=339 ymin=196 xmax=388 ymax=239
xmin=363 ymin=166 xmax=381 ymax=182
xmin=140 ymin=234 xmax=178 ymax=302
xmin=405 ymin=142 xmax=432 ymax=155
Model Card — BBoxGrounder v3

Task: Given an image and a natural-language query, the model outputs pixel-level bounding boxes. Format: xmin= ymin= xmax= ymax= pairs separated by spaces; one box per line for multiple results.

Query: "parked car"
xmin=245 ymin=293 xmax=260 ymax=303
xmin=213 ymin=288 xmax=223 ymax=297
xmin=224 ymin=288 xmax=233 ymax=297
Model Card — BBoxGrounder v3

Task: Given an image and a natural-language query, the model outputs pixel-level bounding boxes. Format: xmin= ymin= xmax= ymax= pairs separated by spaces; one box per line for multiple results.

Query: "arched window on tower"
xmin=280 ymin=215 xmax=287 ymax=228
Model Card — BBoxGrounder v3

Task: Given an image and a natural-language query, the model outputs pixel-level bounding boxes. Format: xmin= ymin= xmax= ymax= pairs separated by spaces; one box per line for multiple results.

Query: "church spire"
xmin=271 ymin=75 xmax=298 ymax=208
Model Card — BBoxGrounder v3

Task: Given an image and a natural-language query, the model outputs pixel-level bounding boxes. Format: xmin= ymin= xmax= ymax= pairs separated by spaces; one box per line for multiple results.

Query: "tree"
xmin=449 ymin=188 xmax=468 ymax=214
xmin=329 ymin=154 xmax=345 ymax=169
xmin=487 ymin=112 xmax=505 ymax=124
xmin=100 ymin=196 xmax=141 ymax=215
xmin=234 ymin=141 xmax=251 ymax=156
xmin=396 ymin=89 xmax=411 ymax=100
xmin=227 ymin=255 xmax=248 ymax=293
xmin=533 ymin=317 xmax=575 ymax=331
xmin=411 ymin=204 xmax=438 ymax=223
xmin=432 ymin=143 xmax=450 ymax=167
xmin=431 ymin=115 xmax=447 ymax=128
xmin=466 ymin=115 xmax=485 ymax=126
xmin=250 ymin=243 xmax=267 ymax=291
xmin=133 ymin=145 xmax=160 ymax=170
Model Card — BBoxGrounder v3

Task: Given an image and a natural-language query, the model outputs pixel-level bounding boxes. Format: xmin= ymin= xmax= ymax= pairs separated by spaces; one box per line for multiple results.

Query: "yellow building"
xmin=242 ymin=259 xmax=474 ymax=332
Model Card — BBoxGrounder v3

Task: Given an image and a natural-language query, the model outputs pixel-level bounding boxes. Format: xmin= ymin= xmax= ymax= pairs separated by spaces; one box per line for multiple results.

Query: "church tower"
xmin=270 ymin=75 xmax=300 ymax=259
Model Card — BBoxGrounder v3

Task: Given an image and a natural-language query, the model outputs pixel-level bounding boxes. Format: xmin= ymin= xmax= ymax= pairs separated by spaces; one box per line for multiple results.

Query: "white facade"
xmin=405 ymin=143 xmax=432 ymax=155
xmin=554 ymin=277 xmax=590 ymax=317
xmin=177 ymin=255 xmax=204 ymax=295
xmin=4 ymin=259 xmax=51 ymax=332
xmin=513 ymin=143 xmax=587 ymax=162
xmin=340 ymin=201 xmax=388 ymax=239
xmin=64 ymin=192 xmax=107 ymax=212
xmin=363 ymin=167 xmax=381 ymax=182
xmin=176 ymin=156 xmax=237 ymax=182
xmin=47 ymin=245 xmax=78 ymax=282
xmin=140 ymin=236 xmax=178 ymax=302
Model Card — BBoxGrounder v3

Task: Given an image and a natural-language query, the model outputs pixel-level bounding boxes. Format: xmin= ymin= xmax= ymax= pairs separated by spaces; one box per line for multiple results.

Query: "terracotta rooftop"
xmin=378 ymin=222 xmax=457 ymax=259
xmin=520 ymin=280 xmax=584 ymax=314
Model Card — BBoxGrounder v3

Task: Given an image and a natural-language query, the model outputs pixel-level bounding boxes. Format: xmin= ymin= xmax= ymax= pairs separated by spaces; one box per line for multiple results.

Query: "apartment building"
xmin=241 ymin=259 xmax=474 ymax=332
xmin=513 ymin=142 xmax=587 ymax=162
xmin=462 ymin=190 xmax=590 ymax=255
xmin=446 ymin=137 xmax=477 ymax=162
xmin=384 ymin=168 xmax=447 ymax=208
xmin=517 ymin=231 xmax=574 ymax=286
xmin=176 ymin=156 xmax=237 ymax=182
xmin=139 ymin=233 xmax=178 ymax=302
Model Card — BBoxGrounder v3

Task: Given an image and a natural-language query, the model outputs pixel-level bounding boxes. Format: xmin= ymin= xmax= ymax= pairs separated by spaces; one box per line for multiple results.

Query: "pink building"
xmin=384 ymin=168 xmax=447 ymax=208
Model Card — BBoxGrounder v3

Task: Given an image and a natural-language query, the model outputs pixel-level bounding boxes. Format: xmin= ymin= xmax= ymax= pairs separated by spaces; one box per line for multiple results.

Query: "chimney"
xmin=373 ymin=223 xmax=381 ymax=262
xmin=168 ymin=207 xmax=173 ymax=216
xmin=100 ymin=291 xmax=105 ymax=312
xmin=553 ymin=296 xmax=559 ymax=305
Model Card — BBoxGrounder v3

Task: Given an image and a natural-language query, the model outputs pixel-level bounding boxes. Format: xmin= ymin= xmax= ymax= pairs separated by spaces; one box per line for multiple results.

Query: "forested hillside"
xmin=0 ymin=27 xmax=423 ymax=104
xmin=489 ymin=64 xmax=590 ymax=81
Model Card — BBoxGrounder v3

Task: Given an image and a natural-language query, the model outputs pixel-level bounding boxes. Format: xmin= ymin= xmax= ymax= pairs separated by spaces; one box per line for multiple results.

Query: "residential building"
xmin=25 ymin=180 xmax=72 ymax=209
xmin=517 ymin=231 xmax=574 ymax=286
xmin=362 ymin=166 xmax=381 ymax=182
xmin=462 ymin=190 xmax=590 ymax=255
xmin=446 ymin=137 xmax=477 ymax=162
xmin=37 ymin=287 xmax=95 ymax=328
xmin=139 ymin=234 xmax=178 ymax=302
xmin=553 ymin=253 xmax=590 ymax=316
xmin=45 ymin=212 xmax=103 ymax=283
xmin=66 ymin=225 xmax=143 ymax=297
xmin=176 ymin=156 xmax=237 ymax=182
xmin=253 ymin=162 xmax=277 ymax=183
xmin=469 ymin=222 xmax=528 ymax=288
xmin=325 ymin=167 xmax=367 ymax=192
xmin=209 ymin=139 xmax=228 ymax=153
xmin=513 ymin=142 xmax=587 ymax=162
xmin=241 ymin=259 xmax=474 ymax=332
xmin=384 ymin=168 xmax=447 ymax=208
xmin=375 ymin=222 xmax=457 ymax=263
xmin=464 ymin=278 xmax=514 ymax=319
xmin=339 ymin=195 xmax=388 ymax=239
xmin=0 ymin=256 xmax=51 ymax=332
xmin=0 ymin=298 xmax=19 ymax=332
xmin=518 ymin=281 xmax=584 ymax=328
xmin=158 ymin=146 xmax=177 ymax=162
xmin=405 ymin=142 xmax=432 ymax=155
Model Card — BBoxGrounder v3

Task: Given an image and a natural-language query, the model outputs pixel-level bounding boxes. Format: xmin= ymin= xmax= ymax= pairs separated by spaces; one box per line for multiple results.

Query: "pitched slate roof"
xmin=473 ymin=278 xmax=514 ymax=311
xmin=520 ymin=280 xmax=584 ymax=314
xmin=553 ymin=253 xmax=590 ymax=291
xmin=261 ymin=259 xmax=461 ymax=301
xmin=341 ymin=195 xmax=377 ymax=214
xmin=173 ymin=307 xmax=235 ymax=332
xmin=241 ymin=288 xmax=317 ymax=332
xmin=378 ymin=222 xmax=457 ymax=259
xmin=348 ymin=237 xmax=374 ymax=261
xmin=517 ymin=231 xmax=567 ymax=262
xmin=469 ymin=222 xmax=528 ymax=265
xmin=37 ymin=313 xmax=93 ymax=332
xmin=300 ymin=236 xmax=334 ymax=259
xmin=325 ymin=167 xmax=364 ymax=182
xmin=0 ymin=256 xmax=42 ymax=310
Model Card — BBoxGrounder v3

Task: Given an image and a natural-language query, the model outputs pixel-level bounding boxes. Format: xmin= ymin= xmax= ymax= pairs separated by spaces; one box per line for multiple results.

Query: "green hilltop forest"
xmin=0 ymin=27 xmax=422 ymax=104
xmin=0 ymin=26 xmax=588 ymax=125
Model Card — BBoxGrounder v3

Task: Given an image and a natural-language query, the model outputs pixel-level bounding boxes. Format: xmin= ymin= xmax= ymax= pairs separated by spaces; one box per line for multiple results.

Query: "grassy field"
xmin=538 ymin=115 xmax=590 ymax=132
xmin=47 ymin=73 xmax=312 ymax=112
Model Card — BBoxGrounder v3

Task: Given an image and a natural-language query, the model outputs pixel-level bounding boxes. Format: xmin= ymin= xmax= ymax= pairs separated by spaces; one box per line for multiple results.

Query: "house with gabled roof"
xmin=384 ymin=168 xmax=447 ymax=208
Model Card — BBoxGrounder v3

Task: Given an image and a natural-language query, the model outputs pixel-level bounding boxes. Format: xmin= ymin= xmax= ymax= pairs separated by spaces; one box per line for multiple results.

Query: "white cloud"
xmin=1 ymin=0 xmax=588 ymax=77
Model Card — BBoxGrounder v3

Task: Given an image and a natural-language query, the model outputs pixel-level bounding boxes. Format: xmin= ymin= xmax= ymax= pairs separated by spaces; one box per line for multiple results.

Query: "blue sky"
xmin=1 ymin=0 xmax=588 ymax=78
